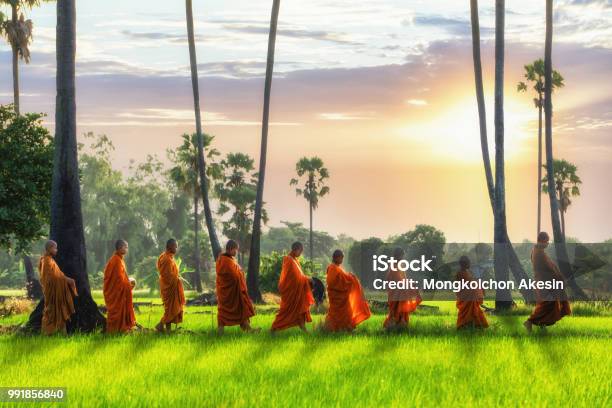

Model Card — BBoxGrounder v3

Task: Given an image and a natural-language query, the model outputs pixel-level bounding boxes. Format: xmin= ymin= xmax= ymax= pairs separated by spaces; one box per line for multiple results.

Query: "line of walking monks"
xmin=38 ymin=231 xmax=570 ymax=335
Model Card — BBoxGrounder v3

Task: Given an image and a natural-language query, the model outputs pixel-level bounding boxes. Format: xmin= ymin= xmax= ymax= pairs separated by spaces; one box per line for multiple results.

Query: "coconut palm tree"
xmin=247 ymin=0 xmax=281 ymax=303
xmin=0 ymin=0 xmax=50 ymax=114
xmin=544 ymin=0 xmax=587 ymax=299
xmin=290 ymin=157 xmax=330 ymax=265
xmin=541 ymin=159 xmax=581 ymax=239
xmin=26 ymin=0 xmax=105 ymax=333
xmin=517 ymin=59 xmax=564 ymax=236
xmin=469 ymin=0 xmax=534 ymax=303
xmin=185 ymin=0 xmax=222 ymax=260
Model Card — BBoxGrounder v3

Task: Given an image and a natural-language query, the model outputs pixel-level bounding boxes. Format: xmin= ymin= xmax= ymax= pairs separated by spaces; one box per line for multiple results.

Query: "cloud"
xmin=405 ymin=99 xmax=428 ymax=106
xmin=318 ymin=112 xmax=376 ymax=121
xmin=222 ymin=23 xmax=363 ymax=46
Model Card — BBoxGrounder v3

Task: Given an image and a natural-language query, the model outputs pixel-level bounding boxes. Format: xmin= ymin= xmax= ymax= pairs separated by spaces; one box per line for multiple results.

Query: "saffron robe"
xmin=39 ymin=255 xmax=76 ymax=335
xmin=455 ymin=269 xmax=489 ymax=329
xmin=271 ymin=255 xmax=314 ymax=331
xmin=324 ymin=263 xmax=371 ymax=331
xmin=528 ymin=245 xmax=571 ymax=326
xmin=216 ymin=254 xmax=255 ymax=326
xmin=157 ymin=251 xmax=185 ymax=324
xmin=383 ymin=268 xmax=421 ymax=329
xmin=103 ymin=252 xmax=136 ymax=333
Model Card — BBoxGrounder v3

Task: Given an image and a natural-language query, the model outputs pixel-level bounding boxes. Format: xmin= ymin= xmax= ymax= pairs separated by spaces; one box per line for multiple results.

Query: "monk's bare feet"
xmin=165 ymin=323 xmax=172 ymax=332
xmin=523 ymin=320 xmax=533 ymax=333
xmin=298 ymin=324 xmax=309 ymax=334
xmin=155 ymin=322 xmax=165 ymax=333
xmin=217 ymin=325 xmax=225 ymax=336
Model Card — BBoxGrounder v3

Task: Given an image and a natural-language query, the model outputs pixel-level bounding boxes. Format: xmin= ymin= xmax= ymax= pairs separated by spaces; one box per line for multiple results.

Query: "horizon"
xmin=1 ymin=0 xmax=610 ymax=243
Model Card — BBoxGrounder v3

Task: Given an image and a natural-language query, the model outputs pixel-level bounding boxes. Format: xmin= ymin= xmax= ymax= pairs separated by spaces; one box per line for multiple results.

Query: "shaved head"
xmin=537 ymin=231 xmax=549 ymax=243
xmin=291 ymin=241 xmax=303 ymax=251
xmin=115 ymin=239 xmax=128 ymax=250
xmin=45 ymin=240 xmax=57 ymax=251
xmin=459 ymin=255 xmax=471 ymax=270
xmin=166 ymin=238 xmax=177 ymax=249
xmin=226 ymin=239 xmax=239 ymax=251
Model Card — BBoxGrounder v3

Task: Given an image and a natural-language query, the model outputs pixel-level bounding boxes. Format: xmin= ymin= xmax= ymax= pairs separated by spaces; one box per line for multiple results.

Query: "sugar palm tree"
xmin=517 ymin=59 xmax=564 ymax=236
xmin=543 ymin=0 xmax=587 ymax=299
xmin=26 ymin=0 xmax=105 ymax=333
xmin=0 ymin=0 xmax=50 ymax=114
xmin=290 ymin=157 xmax=330 ymax=264
xmin=247 ymin=0 xmax=281 ymax=303
xmin=469 ymin=0 xmax=534 ymax=303
xmin=541 ymin=159 xmax=581 ymax=239
xmin=185 ymin=0 xmax=222 ymax=261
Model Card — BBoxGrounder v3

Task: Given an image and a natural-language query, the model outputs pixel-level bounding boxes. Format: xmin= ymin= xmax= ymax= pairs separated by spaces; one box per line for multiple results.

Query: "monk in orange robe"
xmin=271 ymin=242 xmax=314 ymax=333
xmin=155 ymin=239 xmax=185 ymax=333
xmin=39 ymin=240 xmax=77 ymax=335
xmin=384 ymin=247 xmax=421 ymax=330
xmin=324 ymin=250 xmax=371 ymax=332
xmin=456 ymin=256 xmax=489 ymax=329
xmin=524 ymin=232 xmax=571 ymax=332
xmin=216 ymin=240 xmax=257 ymax=335
xmin=103 ymin=240 xmax=136 ymax=333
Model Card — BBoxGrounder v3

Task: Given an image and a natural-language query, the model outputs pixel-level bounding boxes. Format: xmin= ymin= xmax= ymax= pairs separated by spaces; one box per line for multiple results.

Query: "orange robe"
xmin=216 ymin=254 xmax=255 ymax=326
xmin=383 ymin=268 xmax=421 ymax=329
xmin=157 ymin=251 xmax=185 ymax=324
xmin=456 ymin=269 xmax=489 ymax=329
xmin=103 ymin=252 xmax=136 ymax=333
xmin=271 ymin=255 xmax=314 ymax=331
xmin=39 ymin=255 xmax=76 ymax=335
xmin=528 ymin=245 xmax=571 ymax=326
xmin=324 ymin=263 xmax=371 ymax=331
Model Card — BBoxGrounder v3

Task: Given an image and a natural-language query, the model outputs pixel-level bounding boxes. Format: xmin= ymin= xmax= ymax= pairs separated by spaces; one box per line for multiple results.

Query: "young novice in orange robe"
xmin=384 ymin=247 xmax=421 ymax=330
xmin=271 ymin=242 xmax=314 ymax=333
xmin=324 ymin=250 xmax=371 ymax=332
xmin=524 ymin=232 xmax=571 ymax=332
xmin=155 ymin=239 xmax=185 ymax=333
xmin=216 ymin=240 xmax=257 ymax=334
xmin=103 ymin=239 xmax=136 ymax=333
xmin=456 ymin=255 xmax=489 ymax=329
xmin=39 ymin=240 xmax=77 ymax=335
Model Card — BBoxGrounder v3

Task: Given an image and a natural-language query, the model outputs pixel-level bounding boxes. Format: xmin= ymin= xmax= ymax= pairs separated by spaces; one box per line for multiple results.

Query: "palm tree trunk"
xmin=493 ymin=0 xmax=512 ymax=310
xmin=23 ymin=255 xmax=42 ymax=300
xmin=470 ymin=0 xmax=534 ymax=303
xmin=544 ymin=0 xmax=587 ymax=300
xmin=537 ymin=97 xmax=543 ymax=236
xmin=185 ymin=0 xmax=222 ymax=261
xmin=193 ymin=188 xmax=202 ymax=292
xmin=26 ymin=0 xmax=105 ymax=333
xmin=11 ymin=4 xmax=19 ymax=115
xmin=309 ymin=200 xmax=313 ymax=264
xmin=247 ymin=0 xmax=281 ymax=303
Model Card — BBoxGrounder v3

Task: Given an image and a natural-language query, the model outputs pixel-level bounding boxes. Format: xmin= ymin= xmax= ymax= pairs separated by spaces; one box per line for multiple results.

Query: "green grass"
xmin=0 ymin=297 xmax=610 ymax=407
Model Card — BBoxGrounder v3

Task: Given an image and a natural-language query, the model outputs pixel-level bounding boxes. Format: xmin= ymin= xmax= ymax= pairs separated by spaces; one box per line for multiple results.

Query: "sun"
xmin=396 ymin=96 xmax=536 ymax=163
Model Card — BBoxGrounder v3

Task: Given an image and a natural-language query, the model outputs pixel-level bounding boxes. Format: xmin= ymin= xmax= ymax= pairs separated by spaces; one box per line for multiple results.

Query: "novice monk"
xmin=103 ymin=240 xmax=136 ymax=333
xmin=271 ymin=242 xmax=314 ymax=333
xmin=456 ymin=256 xmax=489 ymax=329
xmin=39 ymin=240 xmax=77 ymax=335
xmin=324 ymin=250 xmax=371 ymax=332
xmin=216 ymin=240 xmax=257 ymax=335
xmin=155 ymin=239 xmax=185 ymax=333
xmin=524 ymin=232 xmax=571 ymax=332
xmin=384 ymin=247 xmax=421 ymax=330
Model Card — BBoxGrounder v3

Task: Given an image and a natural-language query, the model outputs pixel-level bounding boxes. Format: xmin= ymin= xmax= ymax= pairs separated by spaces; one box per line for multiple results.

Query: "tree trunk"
xmin=537 ymin=97 xmax=543 ymax=236
xmin=185 ymin=0 xmax=222 ymax=261
xmin=23 ymin=255 xmax=43 ymax=300
xmin=193 ymin=188 xmax=202 ymax=292
xmin=26 ymin=0 xmax=105 ymax=333
xmin=470 ymin=0 xmax=534 ymax=303
xmin=544 ymin=0 xmax=588 ymax=300
xmin=247 ymin=0 xmax=281 ymax=303
xmin=493 ymin=0 xmax=512 ymax=310
xmin=309 ymin=200 xmax=314 ymax=270
xmin=11 ymin=4 xmax=19 ymax=115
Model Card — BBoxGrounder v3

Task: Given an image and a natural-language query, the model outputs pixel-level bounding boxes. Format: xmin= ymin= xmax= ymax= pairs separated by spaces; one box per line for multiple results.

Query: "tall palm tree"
xmin=517 ymin=59 xmax=564 ymax=236
xmin=290 ymin=157 xmax=330 ymax=265
xmin=541 ymin=159 xmax=581 ymax=239
xmin=247 ymin=0 xmax=281 ymax=303
xmin=469 ymin=0 xmax=534 ymax=303
xmin=544 ymin=1 xmax=587 ymax=299
xmin=185 ymin=0 xmax=222 ymax=261
xmin=0 ymin=0 xmax=48 ymax=114
xmin=26 ymin=0 xmax=104 ymax=333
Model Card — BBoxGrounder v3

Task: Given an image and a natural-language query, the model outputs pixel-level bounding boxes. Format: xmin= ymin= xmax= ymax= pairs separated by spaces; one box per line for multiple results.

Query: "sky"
xmin=1 ymin=0 xmax=611 ymax=243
